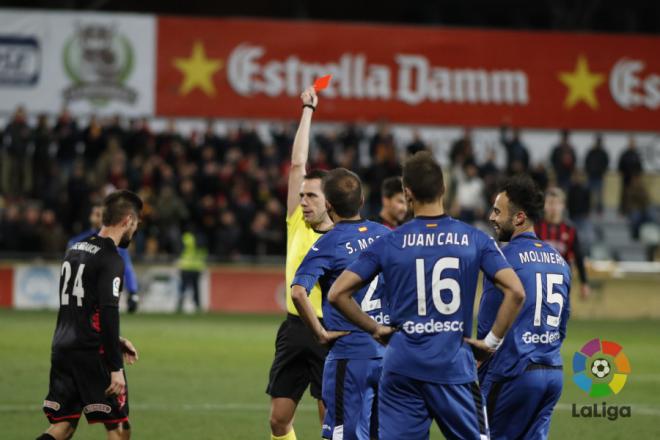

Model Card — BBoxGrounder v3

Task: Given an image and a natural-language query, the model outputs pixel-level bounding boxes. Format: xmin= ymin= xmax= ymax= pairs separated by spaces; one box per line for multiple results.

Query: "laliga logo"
xmin=571 ymin=338 xmax=632 ymax=421
xmin=573 ymin=338 xmax=631 ymax=397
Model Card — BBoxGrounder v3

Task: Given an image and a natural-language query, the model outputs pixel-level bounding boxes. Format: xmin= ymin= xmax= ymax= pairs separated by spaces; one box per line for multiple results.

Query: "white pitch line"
xmin=0 ymin=402 xmax=317 ymax=413
xmin=2 ymin=402 xmax=659 ymax=416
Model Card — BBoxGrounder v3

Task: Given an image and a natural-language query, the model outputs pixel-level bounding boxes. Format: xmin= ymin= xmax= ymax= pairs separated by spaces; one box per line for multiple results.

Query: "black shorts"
xmin=43 ymin=350 xmax=129 ymax=425
xmin=266 ymin=314 xmax=328 ymax=401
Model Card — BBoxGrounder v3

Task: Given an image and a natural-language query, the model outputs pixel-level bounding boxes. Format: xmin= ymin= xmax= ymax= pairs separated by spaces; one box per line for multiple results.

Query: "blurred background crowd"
xmin=1 ymin=106 xmax=657 ymax=261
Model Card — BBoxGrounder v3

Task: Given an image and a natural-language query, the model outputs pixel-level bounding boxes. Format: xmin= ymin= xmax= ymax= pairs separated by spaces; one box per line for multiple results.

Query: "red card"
xmin=313 ymin=75 xmax=332 ymax=91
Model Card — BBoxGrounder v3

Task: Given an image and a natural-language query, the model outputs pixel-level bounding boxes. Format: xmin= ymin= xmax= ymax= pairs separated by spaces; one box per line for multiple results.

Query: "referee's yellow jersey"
xmin=286 ymin=205 xmax=324 ymax=317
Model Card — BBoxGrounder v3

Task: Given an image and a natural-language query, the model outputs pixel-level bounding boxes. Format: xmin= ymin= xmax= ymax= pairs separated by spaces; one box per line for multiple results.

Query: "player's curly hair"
xmin=499 ymin=175 xmax=545 ymax=223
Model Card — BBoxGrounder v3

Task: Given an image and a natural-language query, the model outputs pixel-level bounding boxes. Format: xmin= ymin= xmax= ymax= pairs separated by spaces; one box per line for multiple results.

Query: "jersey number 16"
xmin=416 ymin=257 xmax=461 ymax=316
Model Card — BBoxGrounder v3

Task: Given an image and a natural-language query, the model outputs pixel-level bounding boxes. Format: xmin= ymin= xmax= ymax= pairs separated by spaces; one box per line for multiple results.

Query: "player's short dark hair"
xmin=381 ymin=176 xmax=403 ymax=198
xmin=322 ymin=168 xmax=363 ymax=218
xmin=303 ymin=169 xmax=328 ymax=181
xmin=499 ymin=175 xmax=545 ymax=223
xmin=102 ymin=190 xmax=143 ymax=227
xmin=402 ymin=151 xmax=445 ymax=203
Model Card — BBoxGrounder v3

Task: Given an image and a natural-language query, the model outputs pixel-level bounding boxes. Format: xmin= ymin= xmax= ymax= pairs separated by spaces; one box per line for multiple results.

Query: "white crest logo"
xmin=112 ymin=277 xmax=121 ymax=297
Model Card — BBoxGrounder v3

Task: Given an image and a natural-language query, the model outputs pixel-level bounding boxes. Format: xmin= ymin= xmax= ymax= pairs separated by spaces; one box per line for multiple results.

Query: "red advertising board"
xmin=156 ymin=18 xmax=660 ymax=130
xmin=209 ymin=266 xmax=285 ymax=313
xmin=0 ymin=266 xmax=14 ymax=308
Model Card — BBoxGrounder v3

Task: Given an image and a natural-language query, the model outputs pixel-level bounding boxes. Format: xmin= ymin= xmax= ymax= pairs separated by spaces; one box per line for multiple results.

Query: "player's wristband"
xmin=484 ymin=331 xmax=503 ymax=350
xmin=302 ymin=104 xmax=316 ymax=112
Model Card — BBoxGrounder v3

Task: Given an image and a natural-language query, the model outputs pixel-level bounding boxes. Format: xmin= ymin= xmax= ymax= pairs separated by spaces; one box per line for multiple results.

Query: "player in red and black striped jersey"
xmin=37 ymin=190 xmax=142 ymax=440
xmin=535 ymin=187 xmax=590 ymax=300
xmin=370 ymin=176 xmax=408 ymax=230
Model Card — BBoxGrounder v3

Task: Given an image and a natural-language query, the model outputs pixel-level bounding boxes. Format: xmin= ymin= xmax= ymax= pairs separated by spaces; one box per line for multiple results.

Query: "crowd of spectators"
xmin=0 ymin=106 xmax=655 ymax=260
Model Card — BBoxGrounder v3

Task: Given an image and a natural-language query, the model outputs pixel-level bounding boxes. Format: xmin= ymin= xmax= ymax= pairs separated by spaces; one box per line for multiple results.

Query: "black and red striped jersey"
xmin=535 ymin=220 xmax=588 ymax=284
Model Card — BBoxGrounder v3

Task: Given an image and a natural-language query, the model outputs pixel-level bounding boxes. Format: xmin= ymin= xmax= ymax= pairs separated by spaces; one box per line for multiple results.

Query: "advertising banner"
xmin=13 ymin=264 xmax=60 ymax=309
xmin=10 ymin=262 xmax=209 ymax=312
xmin=156 ymin=18 xmax=660 ymax=130
xmin=0 ymin=266 xmax=14 ymax=308
xmin=0 ymin=10 xmax=155 ymax=116
xmin=208 ymin=266 xmax=285 ymax=313
xmin=136 ymin=264 xmax=209 ymax=313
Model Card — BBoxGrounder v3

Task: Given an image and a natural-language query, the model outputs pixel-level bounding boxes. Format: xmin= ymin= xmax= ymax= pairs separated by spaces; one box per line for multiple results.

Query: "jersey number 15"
xmin=534 ymin=273 xmax=564 ymax=327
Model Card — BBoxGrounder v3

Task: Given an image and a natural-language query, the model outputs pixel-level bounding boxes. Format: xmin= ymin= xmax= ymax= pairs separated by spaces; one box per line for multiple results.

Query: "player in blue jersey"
xmin=328 ymin=152 xmax=526 ymax=440
xmin=477 ymin=175 xmax=571 ymax=440
xmin=291 ymin=168 xmax=391 ymax=440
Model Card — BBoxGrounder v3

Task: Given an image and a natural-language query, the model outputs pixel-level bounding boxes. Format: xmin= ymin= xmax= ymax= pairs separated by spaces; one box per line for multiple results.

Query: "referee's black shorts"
xmin=43 ymin=350 xmax=129 ymax=425
xmin=266 ymin=313 xmax=328 ymax=401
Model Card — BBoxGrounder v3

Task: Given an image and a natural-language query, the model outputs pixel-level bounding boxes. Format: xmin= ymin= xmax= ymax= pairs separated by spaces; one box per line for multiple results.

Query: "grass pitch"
xmin=0 ymin=310 xmax=658 ymax=439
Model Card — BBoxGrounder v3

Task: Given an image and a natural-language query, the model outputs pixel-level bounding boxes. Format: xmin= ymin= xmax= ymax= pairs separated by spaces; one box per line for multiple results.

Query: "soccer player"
xmin=535 ymin=187 xmax=590 ymax=299
xmin=266 ymin=86 xmax=334 ymax=440
xmin=370 ymin=176 xmax=407 ymax=230
xmin=68 ymin=202 xmax=140 ymax=313
xmin=291 ymin=168 xmax=391 ymax=440
xmin=38 ymin=190 xmax=142 ymax=440
xmin=478 ymin=176 xmax=571 ymax=439
xmin=328 ymin=151 xmax=525 ymax=440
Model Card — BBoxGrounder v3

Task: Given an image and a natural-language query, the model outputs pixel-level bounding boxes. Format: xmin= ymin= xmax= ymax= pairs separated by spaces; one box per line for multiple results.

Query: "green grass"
xmin=0 ymin=310 xmax=658 ymax=439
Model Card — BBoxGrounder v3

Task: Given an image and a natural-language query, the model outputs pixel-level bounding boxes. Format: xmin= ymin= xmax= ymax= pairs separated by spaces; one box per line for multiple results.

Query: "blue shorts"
xmin=379 ymin=370 xmax=488 ymax=440
xmin=481 ymin=365 xmax=563 ymax=440
xmin=322 ymin=358 xmax=382 ymax=440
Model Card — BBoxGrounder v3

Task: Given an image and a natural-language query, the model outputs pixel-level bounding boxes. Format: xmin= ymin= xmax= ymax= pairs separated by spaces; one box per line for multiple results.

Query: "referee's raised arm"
xmin=287 ymin=86 xmax=318 ymax=217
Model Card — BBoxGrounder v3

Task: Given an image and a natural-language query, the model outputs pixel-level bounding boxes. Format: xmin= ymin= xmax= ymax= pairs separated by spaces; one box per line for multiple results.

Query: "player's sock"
xmin=35 ymin=434 xmax=56 ymax=440
xmin=271 ymin=429 xmax=297 ymax=440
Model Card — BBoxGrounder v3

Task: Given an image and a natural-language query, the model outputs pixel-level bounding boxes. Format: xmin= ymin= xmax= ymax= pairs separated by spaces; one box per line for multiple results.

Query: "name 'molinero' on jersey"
xmin=347 ymin=214 xmax=511 ymax=384
xmin=478 ymin=232 xmax=572 ymax=381
xmin=52 ymin=235 xmax=125 ymax=371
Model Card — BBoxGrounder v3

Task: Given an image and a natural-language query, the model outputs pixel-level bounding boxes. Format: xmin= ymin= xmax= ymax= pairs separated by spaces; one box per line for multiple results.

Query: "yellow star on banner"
xmin=173 ymin=41 xmax=223 ymax=97
xmin=558 ymin=55 xmax=605 ymax=110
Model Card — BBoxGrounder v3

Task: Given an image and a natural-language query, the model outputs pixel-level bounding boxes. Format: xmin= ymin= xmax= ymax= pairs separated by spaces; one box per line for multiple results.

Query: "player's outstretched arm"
xmin=329 ymin=270 xmax=395 ymax=345
xmin=291 ymin=285 xmax=348 ymax=344
xmin=286 ymin=86 xmax=318 ymax=217
xmin=466 ymin=268 xmax=524 ymax=357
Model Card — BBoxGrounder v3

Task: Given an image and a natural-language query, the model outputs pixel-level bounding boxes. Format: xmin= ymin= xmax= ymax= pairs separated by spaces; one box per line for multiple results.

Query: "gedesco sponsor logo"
xmin=402 ymin=319 xmax=464 ymax=335
xmin=371 ymin=311 xmax=391 ymax=325
xmin=522 ymin=331 xmax=561 ymax=344
xmin=610 ymin=58 xmax=660 ymax=110
xmin=227 ymin=44 xmax=529 ymax=106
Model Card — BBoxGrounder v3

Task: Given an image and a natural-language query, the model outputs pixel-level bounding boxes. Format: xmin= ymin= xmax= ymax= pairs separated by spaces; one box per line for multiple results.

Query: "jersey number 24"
xmin=60 ymin=262 xmax=85 ymax=307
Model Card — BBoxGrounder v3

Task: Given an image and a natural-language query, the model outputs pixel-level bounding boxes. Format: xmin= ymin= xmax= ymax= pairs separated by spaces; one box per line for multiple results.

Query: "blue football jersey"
xmin=347 ymin=215 xmax=511 ymax=384
xmin=293 ymin=219 xmax=391 ymax=360
xmin=478 ymin=232 xmax=572 ymax=381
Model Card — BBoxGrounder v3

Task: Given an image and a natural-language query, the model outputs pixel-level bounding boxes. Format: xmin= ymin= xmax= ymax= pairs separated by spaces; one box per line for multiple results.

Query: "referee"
xmin=266 ymin=86 xmax=334 ymax=440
